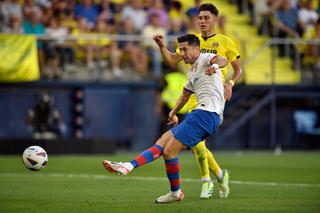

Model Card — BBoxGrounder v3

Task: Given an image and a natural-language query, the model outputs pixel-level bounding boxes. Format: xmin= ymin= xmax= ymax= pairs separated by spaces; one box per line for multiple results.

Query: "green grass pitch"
xmin=1 ymin=151 xmax=320 ymax=213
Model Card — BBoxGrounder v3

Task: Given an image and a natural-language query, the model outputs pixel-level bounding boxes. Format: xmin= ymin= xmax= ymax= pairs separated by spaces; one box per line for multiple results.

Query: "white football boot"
xmin=155 ymin=190 xmax=184 ymax=203
xmin=219 ymin=169 xmax=230 ymax=198
xmin=200 ymin=181 xmax=214 ymax=199
xmin=102 ymin=160 xmax=133 ymax=176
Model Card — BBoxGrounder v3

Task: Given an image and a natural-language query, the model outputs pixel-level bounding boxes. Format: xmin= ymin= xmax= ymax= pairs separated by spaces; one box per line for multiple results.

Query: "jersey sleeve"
xmin=203 ymin=53 xmax=217 ymax=66
xmin=184 ymin=79 xmax=194 ymax=94
xmin=226 ymin=37 xmax=240 ymax=62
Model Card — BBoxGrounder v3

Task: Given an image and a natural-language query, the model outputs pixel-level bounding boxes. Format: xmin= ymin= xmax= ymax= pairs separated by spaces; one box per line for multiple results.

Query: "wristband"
xmin=228 ymin=79 xmax=235 ymax=87
xmin=211 ymin=63 xmax=219 ymax=69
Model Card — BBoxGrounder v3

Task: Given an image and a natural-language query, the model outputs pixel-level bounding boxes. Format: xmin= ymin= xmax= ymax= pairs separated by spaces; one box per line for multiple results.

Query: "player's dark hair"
xmin=177 ymin=34 xmax=200 ymax=47
xmin=198 ymin=3 xmax=219 ymax=17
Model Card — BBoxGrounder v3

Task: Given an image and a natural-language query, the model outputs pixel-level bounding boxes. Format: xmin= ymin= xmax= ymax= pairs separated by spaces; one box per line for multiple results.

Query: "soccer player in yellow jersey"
xmin=153 ymin=3 xmax=243 ymax=199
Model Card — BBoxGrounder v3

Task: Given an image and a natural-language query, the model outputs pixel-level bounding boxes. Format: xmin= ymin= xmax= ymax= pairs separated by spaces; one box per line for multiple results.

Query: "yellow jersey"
xmin=180 ymin=33 xmax=240 ymax=111
xmin=196 ymin=33 xmax=240 ymax=82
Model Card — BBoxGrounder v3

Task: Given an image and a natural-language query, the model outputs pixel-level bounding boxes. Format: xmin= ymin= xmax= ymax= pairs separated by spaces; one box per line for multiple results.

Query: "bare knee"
xmin=163 ymin=148 xmax=176 ymax=160
xmin=155 ymin=130 xmax=172 ymax=147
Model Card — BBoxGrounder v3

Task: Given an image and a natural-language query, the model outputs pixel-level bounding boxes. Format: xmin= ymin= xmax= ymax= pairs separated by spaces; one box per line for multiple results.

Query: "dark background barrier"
xmin=0 ymin=139 xmax=116 ymax=154
xmin=0 ymin=81 xmax=161 ymax=152
xmin=0 ymin=82 xmax=319 ymax=153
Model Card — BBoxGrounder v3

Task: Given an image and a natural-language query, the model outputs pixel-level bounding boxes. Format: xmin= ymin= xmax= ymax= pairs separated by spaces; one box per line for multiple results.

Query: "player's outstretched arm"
xmin=205 ymin=56 xmax=228 ymax=76
xmin=168 ymin=89 xmax=192 ymax=126
xmin=223 ymin=58 xmax=243 ymax=101
xmin=153 ymin=34 xmax=183 ymax=67
xmin=230 ymin=59 xmax=243 ymax=84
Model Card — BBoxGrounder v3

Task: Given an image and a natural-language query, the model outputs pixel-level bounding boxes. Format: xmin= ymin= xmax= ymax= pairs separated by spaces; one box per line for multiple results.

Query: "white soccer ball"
xmin=22 ymin=146 xmax=48 ymax=171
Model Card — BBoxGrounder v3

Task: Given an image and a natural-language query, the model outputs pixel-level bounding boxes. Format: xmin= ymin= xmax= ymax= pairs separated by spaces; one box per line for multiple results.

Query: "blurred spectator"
xmin=290 ymin=0 xmax=300 ymax=8
xmin=175 ymin=0 xmax=194 ymax=12
xmin=298 ymin=0 xmax=318 ymax=31
xmin=40 ymin=3 xmax=54 ymax=27
xmin=45 ymin=17 xmax=68 ymax=79
xmin=167 ymin=18 xmax=186 ymax=51
xmin=142 ymin=12 xmax=167 ymax=78
xmin=0 ymin=0 xmax=22 ymax=28
xmin=72 ymin=17 xmax=96 ymax=69
xmin=168 ymin=0 xmax=188 ymax=40
xmin=23 ymin=11 xmax=45 ymax=75
xmin=186 ymin=0 xmax=202 ymax=18
xmin=187 ymin=14 xmax=200 ymax=34
xmin=63 ymin=0 xmax=76 ymax=15
xmin=275 ymin=0 xmax=302 ymax=57
xmin=23 ymin=0 xmax=42 ymax=21
xmin=98 ymin=0 xmax=116 ymax=26
xmin=91 ymin=18 xmax=112 ymax=69
xmin=302 ymin=18 xmax=320 ymax=82
xmin=51 ymin=0 xmax=66 ymax=16
xmin=36 ymin=0 xmax=52 ymax=8
xmin=254 ymin=0 xmax=292 ymax=36
xmin=168 ymin=1 xmax=187 ymax=23
xmin=110 ymin=18 xmax=148 ymax=78
xmin=61 ymin=9 xmax=78 ymax=33
xmin=147 ymin=0 xmax=168 ymax=29
xmin=121 ymin=0 xmax=147 ymax=32
xmin=2 ymin=14 xmax=23 ymax=34
xmin=59 ymin=8 xmax=77 ymax=72
xmin=75 ymin=0 xmax=99 ymax=29
xmin=27 ymin=92 xmax=67 ymax=139
xmin=275 ymin=0 xmax=302 ymax=38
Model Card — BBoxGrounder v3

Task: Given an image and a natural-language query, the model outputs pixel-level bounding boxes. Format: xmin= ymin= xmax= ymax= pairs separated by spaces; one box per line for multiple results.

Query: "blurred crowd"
xmin=0 ymin=0 xmax=319 ymax=81
xmin=239 ymin=0 xmax=320 ymax=73
xmin=0 ymin=0 xmax=204 ymax=80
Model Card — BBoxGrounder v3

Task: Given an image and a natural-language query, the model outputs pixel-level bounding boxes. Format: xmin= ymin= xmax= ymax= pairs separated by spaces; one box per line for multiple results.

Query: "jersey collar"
xmin=201 ymin=34 xmax=216 ymax=41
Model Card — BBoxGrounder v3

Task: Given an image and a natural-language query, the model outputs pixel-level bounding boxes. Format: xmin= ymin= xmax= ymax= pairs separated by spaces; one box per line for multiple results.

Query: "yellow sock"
xmin=206 ymin=148 xmax=223 ymax=180
xmin=193 ymin=141 xmax=210 ymax=180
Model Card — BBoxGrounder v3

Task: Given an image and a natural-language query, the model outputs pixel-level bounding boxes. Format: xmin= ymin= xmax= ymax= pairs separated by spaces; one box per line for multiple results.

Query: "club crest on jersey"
xmin=212 ymin=42 xmax=219 ymax=48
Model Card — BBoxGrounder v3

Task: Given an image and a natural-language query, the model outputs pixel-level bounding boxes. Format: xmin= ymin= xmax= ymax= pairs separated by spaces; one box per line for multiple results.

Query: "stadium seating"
xmin=214 ymin=1 xmax=300 ymax=84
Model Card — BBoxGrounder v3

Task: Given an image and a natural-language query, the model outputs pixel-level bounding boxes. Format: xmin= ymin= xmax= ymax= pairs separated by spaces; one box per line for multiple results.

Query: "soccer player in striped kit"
xmin=153 ymin=3 xmax=243 ymax=199
xmin=103 ymin=34 xmax=228 ymax=203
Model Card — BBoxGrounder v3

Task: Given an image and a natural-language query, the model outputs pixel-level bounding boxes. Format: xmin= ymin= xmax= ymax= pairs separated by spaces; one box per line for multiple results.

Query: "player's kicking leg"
xmin=102 ymin=133 xmax=169 ymax=176
xmin=102 ymin=130 xmax=185 ymax=203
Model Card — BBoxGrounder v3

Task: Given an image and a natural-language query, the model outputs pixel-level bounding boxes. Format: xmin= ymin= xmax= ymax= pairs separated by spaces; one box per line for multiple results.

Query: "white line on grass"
xmin=1 ymin=172 xmax=320 ymax=188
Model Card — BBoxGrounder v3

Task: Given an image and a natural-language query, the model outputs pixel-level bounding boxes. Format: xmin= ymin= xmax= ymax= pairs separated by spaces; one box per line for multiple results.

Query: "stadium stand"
xmin=0 ymin=0 xmax=318 ymax=84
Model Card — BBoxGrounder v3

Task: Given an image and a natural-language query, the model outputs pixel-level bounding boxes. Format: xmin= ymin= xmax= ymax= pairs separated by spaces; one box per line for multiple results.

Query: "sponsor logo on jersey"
xmin=200 ymin=49 xmax=217 ymax=54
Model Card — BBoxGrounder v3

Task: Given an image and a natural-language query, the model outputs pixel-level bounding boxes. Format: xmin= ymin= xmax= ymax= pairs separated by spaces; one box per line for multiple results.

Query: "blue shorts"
xmin=171 ymin=109 xmax=220 ymax=148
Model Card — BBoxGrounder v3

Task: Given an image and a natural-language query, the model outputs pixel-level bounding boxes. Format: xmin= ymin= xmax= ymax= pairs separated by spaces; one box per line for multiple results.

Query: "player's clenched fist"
xmin=153 ymin=34 xmax=165 ymax=47
xmin=205 ymin=64 xmax=219 ymax=76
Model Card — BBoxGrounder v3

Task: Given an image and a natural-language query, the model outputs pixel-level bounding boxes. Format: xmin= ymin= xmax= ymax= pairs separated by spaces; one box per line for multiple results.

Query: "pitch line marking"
xmin=1 ymin=172 xmax=320 ymax=188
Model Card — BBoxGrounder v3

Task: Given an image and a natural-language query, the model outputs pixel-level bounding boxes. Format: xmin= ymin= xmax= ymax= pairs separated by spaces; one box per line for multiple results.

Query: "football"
xmin=22 ymin=146 xmax=48 ymax=171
